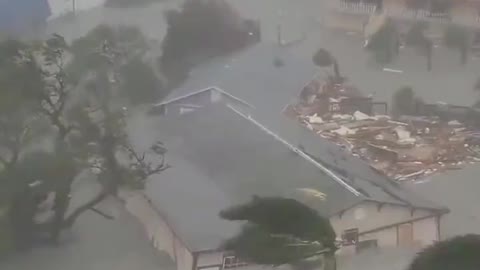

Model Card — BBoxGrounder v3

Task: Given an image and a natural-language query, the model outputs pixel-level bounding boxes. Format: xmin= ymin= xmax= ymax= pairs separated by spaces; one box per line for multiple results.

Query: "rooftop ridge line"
xmin=227 ymin=104 xmax=363 ymax=197
xmin=153 ymin=86 xmax=255 ymax=109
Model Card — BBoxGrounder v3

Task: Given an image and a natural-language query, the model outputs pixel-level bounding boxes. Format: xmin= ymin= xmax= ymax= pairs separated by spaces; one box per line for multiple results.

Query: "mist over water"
xmin=1 ymin=0 xmax=480 ymax=269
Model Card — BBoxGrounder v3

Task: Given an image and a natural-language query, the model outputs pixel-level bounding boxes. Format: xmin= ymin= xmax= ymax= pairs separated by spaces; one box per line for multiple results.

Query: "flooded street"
xmin=2 ymin=0 xmax=480 ymax=269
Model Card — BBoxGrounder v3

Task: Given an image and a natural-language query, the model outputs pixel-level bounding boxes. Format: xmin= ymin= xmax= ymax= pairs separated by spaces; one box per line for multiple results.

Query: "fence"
xmin=337 ymin=1 xmax=378 ymax=14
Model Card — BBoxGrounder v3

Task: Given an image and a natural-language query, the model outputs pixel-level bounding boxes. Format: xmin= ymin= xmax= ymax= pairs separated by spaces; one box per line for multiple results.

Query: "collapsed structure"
xmin=284 ymin=78 xmax=480 ymax=182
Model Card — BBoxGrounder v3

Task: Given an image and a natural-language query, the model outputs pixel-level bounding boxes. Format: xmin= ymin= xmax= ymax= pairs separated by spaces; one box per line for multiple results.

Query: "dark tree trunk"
xmin=62 ymin=110 xmax=122 ymax=228
xmin=50 ymin=182 xmax=72 ymax=243
xmin=332 ymin=60 xmax=341 ymax=82
xmin=63 ymin=189 xmax=110 ymax=228
xmin=425 ymin=40 xmax=432 ymax=71
xmin=324 ymin=252 xmax=337 ymax=270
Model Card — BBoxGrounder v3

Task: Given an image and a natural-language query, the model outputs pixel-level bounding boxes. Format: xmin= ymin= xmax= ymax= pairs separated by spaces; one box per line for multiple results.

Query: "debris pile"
xmin=284 ymin=79 xmax=480 ymax=181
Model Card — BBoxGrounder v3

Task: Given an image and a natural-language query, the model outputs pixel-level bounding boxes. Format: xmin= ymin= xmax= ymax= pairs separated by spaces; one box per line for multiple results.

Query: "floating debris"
xmin=284 ymin=78 xmax=480 ymax=181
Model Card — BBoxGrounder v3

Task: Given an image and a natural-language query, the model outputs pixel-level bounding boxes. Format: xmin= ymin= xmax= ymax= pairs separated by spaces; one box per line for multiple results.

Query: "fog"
xmin=1 ymin=0 xmax=480 ymax=269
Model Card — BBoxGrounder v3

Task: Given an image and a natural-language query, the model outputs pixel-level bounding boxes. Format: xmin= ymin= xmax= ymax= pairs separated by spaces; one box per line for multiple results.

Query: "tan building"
xmin=327 ymin=0 xmax=480 ymax=32
xmin=126 ymin=87 xmax=447 ymax=270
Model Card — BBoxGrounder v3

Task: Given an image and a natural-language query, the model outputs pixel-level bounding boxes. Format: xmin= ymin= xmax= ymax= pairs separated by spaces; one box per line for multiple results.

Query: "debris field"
xmin=284 ymin=78 xmax=480 ymax=181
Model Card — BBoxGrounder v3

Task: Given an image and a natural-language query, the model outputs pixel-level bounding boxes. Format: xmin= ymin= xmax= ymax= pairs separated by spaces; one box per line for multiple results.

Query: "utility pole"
xmin=72 ymin=0 xmax=76 ymax=15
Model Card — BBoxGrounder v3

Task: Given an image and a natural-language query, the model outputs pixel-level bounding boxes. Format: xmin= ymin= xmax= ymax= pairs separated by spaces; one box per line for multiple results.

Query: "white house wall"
xmin=412 ymin=216 xmax=438 ymax=246
xmin=360 ymin=226 xmax=398 ymax=247
xmin=121 ymin=191 xmax=194 ymax=270
xmin=330 ymin=201 xmax=433 ymax=236
xmin=197 ymin=252 xmax=225 ymax=268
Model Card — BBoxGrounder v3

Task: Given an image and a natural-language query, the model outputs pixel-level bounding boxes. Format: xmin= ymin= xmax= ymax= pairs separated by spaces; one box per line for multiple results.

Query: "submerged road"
xmin=2 ymin=0 xmax=480 ymax=269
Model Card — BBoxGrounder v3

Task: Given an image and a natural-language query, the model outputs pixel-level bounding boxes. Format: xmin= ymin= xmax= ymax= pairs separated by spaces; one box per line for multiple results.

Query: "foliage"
xmin=220 ymin=197 xmax=336 ymax=270
xmin=366 ymin=19 xmax=399 ymax=64
xmin=408 ymin=234 xmax=480 ymax=270
xmin=444 ymin=24 xmax=470 ymax=65
xmin=392 ymin=86 xmax=414 ymax=116
xmin=0 ymin=206 xmax=13 ymax=256
xmin=223 ymin=225 xmax=325 ymax=267
xmin=313 ymin=48 xmax=334 ymax=68
xmin=406 ymin=22 xmax=428 ymax=47
xmin=0 ymin=28 xmax=170 ymax=248
xmin=159 ymin=0 xmax=260 ymax=86
xmin=405 ymin=22 xmax=433 ymax=71
xmin=104 ymin=0 xmax=165 ymax=8
xmin=118 ymin=57 xmax=165 ymax=105
xmin=312 ymin=48 xmax=341 ymax=82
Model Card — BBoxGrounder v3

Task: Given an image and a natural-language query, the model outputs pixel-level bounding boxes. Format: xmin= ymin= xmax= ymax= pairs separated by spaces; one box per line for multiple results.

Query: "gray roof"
xmin=163 ymin=42 xmax=317 ymax=114
xmin=145 ymin=102 xmax=446 ymax=253
xmin=146 ymin=104 xmax=363 ymax=252
xmin=258 ymin=113 xmax=447 ymax=212
xmin=146 ymin=42 xmax=447 ymax=253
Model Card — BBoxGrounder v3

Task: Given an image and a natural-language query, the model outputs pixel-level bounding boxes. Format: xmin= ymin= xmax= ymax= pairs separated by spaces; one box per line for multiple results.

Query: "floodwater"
xmin=2 ymin=0 xmax=480 ymax=269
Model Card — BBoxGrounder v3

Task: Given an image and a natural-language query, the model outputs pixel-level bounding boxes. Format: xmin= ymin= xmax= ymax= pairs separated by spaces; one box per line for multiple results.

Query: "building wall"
xmin=359 ymin=215 xmax=438 ymax=248
xmin=197 ymin=252 xmax=225 ymax=268
xmin=330 ymin=201 xmax=438 ymax=248
xmin=361 ymin=226 xmax=398 ymax=246
xmin=412 ymin=216 xmax=438 ymax=246
xmin=121 ymin=191 xmax=194 ymax=270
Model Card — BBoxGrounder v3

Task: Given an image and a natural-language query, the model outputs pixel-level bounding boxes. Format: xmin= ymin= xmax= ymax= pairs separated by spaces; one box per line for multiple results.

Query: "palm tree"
xmin=313 ymin=48 xmax=341 ymax=82
xmin=444 ymin=24 xmax=470 ymax=65
xmin=220 ymin=196 xmax=337 ymax=270
xmin=408 ymin=234 xmax=480 ymax=270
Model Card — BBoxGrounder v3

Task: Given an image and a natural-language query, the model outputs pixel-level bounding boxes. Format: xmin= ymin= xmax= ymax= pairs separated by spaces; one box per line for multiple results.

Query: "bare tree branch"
xmin=90 ymin=207 xmax=115 ymax=220
xmin=63 ymin=189 xmax=110 ymax=227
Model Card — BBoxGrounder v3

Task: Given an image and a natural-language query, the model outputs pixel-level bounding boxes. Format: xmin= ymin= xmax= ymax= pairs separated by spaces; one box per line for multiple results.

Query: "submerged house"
xmin=125 ymin=87 xmax=448 ymax=270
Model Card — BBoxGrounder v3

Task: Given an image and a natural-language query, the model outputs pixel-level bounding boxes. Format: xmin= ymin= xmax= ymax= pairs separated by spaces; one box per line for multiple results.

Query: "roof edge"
xmin=359 ymin=211 xmax=448 ymax=236
xmin=329 ymin=199 xmax=449 ymax=218
xmin=152 ymin=86 xmax=255 ymax=109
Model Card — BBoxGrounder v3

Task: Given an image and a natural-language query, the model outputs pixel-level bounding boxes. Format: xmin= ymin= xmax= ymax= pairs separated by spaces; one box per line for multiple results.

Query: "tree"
xmin=391 ymin=86 xmax=425 ymax=116
xmin=406 ymin=22 xmax=433 ymax=71
xmin=444 ymin=24 xmax=470 ymax=65
xmin=57 ymin=27 xmax=170 ymax=230
xmin=220 ymin=196 xmax=337 ymax=270
xmin=118 ymin=57 xmax=165 ymax=105
xmin=312 ymin=48 xmax=341 ymax=82
xmin=0 ymin=29 xmax=170 ymax=247
xmin=69 ymin=24 xmax=164 ymax=105
xmin=159 ymin=0 xmax=260 ymax=87
xmin=408 ymin=234 xmax=480 ymax=270
xmin=365 ymin=19 xmax=400 ymax=65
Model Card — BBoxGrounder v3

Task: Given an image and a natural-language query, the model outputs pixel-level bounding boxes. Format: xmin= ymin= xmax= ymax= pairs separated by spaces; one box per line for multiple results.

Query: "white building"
xmin=47 ymin=0 xmax=105 ymax=19
xmin=124 ymin=87 xmax=448 ymax=270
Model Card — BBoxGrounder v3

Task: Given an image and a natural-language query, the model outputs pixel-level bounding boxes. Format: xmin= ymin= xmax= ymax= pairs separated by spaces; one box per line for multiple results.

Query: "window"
xmin=222 ymin=255 xmax=248 ymax=269
xmin=342 ymin=228 xmax=359 ymax=245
